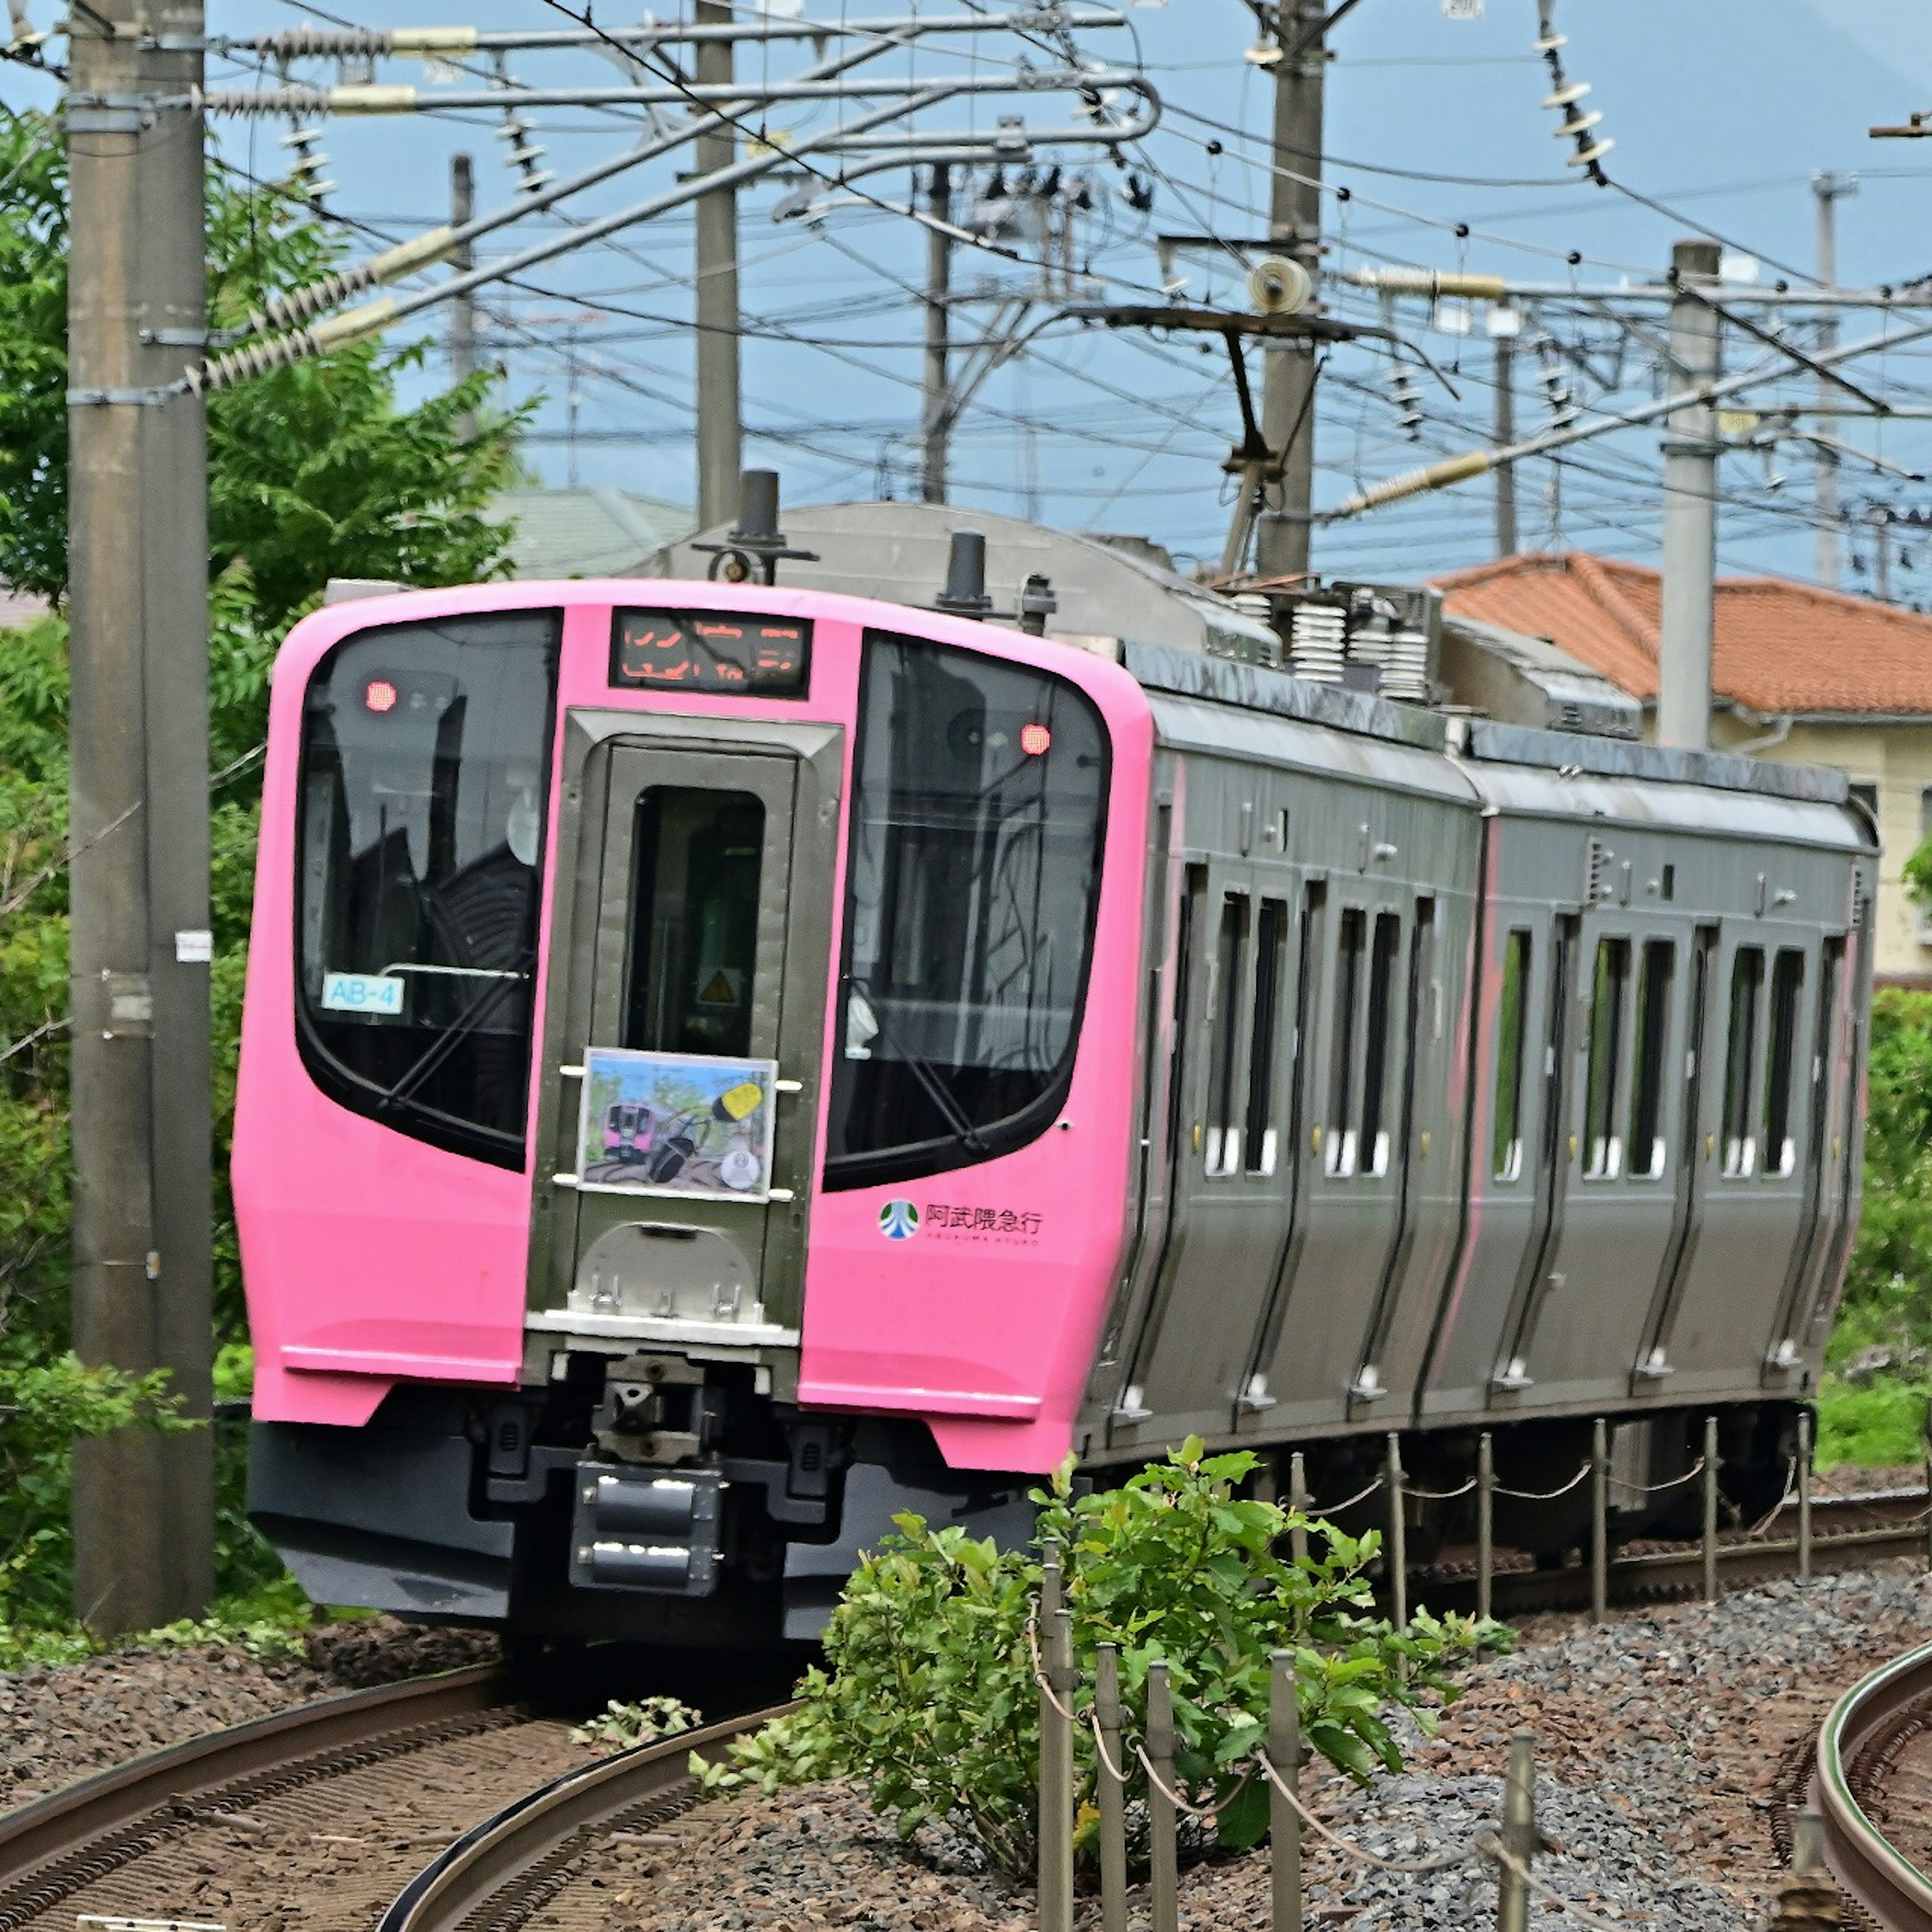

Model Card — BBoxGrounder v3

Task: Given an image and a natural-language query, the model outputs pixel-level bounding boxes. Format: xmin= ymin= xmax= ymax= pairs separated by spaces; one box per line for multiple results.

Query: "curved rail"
xmin=378 ymin=1703 xmax=792 ymax=1932
xmin=0 ymin=1663 xmax=511 ymax=1923
xmin=1812 ymin=1640 xmax=1932 ymax=1930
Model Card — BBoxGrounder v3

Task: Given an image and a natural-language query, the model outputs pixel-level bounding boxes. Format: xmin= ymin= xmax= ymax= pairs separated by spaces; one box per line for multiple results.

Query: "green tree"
xmin=0 ymin=106 xmax=527 ymax=1622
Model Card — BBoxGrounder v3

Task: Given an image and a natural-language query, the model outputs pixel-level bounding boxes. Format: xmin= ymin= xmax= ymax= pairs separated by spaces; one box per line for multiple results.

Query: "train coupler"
xmin=568 ymin=1463 xmax=725 ymax=1596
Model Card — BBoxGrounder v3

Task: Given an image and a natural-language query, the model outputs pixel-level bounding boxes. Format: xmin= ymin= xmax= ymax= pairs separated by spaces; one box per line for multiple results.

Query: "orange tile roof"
xmin=1432 ymin=551 xmax=1932 ymax=717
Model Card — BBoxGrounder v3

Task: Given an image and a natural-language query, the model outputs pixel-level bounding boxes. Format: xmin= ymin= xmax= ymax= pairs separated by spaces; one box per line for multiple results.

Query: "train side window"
xmin=1763 ymin=948 xmax=1806 ymax=1179
xmin=1493 ymin=930 xmax=1531 ymax=1181
xmin=1626 ymin=939 xmax=1674 ymax=1179
xmin=1244 ymin=899 xmax=1289 ymax=1175
xmin=1204 ymin=893 xmax=1250 ymax=1177
xmin=1325 ymin=909 xmax=1365 ymax=1176
xmin=1721 ymin=947 xmax=1766 ymax=1176
xmin=1582 ymin=936 xmax=1630 ymax=1179
xmin=1359 ymin=911 xmax=1401 ymax=1178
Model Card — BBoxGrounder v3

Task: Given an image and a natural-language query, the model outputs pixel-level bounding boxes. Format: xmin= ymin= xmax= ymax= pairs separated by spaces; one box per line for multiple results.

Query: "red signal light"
xmin=364 ymin=678 xmax=398 ymax=714
xmin=1019 ymin=722 xmax=1052 ymax=756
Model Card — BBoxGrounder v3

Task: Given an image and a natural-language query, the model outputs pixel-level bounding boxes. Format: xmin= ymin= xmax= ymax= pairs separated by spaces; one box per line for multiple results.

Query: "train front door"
xmin=529 ymin=719 xmax=843 ymax=1349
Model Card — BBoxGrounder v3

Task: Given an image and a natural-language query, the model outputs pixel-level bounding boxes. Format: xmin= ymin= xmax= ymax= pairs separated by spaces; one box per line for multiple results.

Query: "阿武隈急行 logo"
xmin=877 ymin=1199 xmax=920 ymax=1241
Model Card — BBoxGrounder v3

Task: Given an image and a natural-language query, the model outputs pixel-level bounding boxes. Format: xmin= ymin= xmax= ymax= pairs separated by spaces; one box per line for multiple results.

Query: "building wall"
xmin=1704 ymin=715 xmax=1931 ymax=981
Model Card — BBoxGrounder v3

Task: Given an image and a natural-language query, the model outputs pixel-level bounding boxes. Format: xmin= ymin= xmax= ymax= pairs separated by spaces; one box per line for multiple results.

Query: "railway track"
xmin=1810 ymin=1640 xmax=1932 ymax=1930
xmin=376 ymin=1706 xmax=786 ymax=1932
xmin=1413 ymin=1484 xmax=1932 ymax=1616
xmin=0 ymin=1658 xmax=785 ymax=1932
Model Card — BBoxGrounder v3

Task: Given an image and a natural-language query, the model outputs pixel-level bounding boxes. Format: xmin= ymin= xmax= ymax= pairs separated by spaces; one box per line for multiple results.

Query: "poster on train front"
xmin=575 ymin=1048 xmax=777 ymax=1201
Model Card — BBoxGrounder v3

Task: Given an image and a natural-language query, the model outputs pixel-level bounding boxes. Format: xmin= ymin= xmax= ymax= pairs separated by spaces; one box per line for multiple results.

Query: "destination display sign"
xmin=610 ymin=609 xmax=811 ymax=697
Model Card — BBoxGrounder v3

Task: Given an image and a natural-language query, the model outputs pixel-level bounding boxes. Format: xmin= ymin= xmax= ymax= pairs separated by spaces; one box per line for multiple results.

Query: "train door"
xmin=531 ymin=729 xmax=836 ymax=1343
xmin=1113 ymin=837 xmax=1301 ymax=1445
xmin=1631 ymin=924 xmax=1716 ymax=1389
xmin=1659 ymin=923 xmax=1821 ymax=1393
xmin=1763 ymin=934 xmax=1848 ymax=1382
xmin=1487 ymin=911 xmax=1579 ymax=1399
xmin=1798 ymin=882 xmax=1870 ymax=1360
xmin=1502 ymin=913 xmax=1686 ymax=1408
xmin=1244 ymin=874 xmax=1415 ymax=1430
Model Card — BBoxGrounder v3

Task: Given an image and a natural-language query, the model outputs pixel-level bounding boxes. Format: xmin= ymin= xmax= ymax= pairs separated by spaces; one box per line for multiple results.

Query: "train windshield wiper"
xmin=845 ymin=975 xmax=987 ymax=1155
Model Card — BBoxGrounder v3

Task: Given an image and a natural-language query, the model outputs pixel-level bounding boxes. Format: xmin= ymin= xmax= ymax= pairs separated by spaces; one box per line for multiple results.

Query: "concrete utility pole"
xmin=449 ymin=152 xmax=476 ymax=442
xmin=65 ymin=0 xmax=215 ymax=1632
xmin=1490 ymin=308 xmax=1519 ymax=557
xmin=1255 ymin=0 xmax=1325 ymax=583
xmin=1658 ymin=238 xmax=1723 ymax=752
xmin=694 ymin=0 xmax=743 ymax=527
xmin=920 ymin=162 xmax=952 ymax=505
xmin=1812 ymin=171 xmax=1857 ymax=588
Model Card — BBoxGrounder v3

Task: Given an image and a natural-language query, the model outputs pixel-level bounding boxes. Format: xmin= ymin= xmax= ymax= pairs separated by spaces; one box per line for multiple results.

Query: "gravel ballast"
xmin=600 ymin=1562 xmax=1932 ymax=1930
xmin=0 ymin=1618 xmax=498 ymax=1806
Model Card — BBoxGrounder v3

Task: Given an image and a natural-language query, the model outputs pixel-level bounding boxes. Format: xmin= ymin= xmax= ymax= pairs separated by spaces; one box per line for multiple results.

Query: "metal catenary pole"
xmin=66 ymin=0 xmax=215 ymax=1634
xmin=1492 ymin=312 xmax=1519 ymax=557
xmin=1657 ymin=238 xmax=1723 ymax=752
xmin=1255 ymin=0 xmax=1325 ymax=585
xmin=695 ymin=0 xmax=744 ymax=527
xmin=1812 ymin=172 xmax=1857 ymax=589
xmin=449 ymin=151 xmax=476 ymax=443
xmin=921 ymin=160 xmax=952 ymax=505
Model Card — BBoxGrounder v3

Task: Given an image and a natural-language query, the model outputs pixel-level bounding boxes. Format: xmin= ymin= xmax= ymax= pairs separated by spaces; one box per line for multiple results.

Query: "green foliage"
xmin=0 ymin=1352 xmax=188 ymax=1628
xmin=1817 ymin=1375 xmax=1929 ymax=1469
xmin=571 ymin=1697 xmax=705 ymax=1754
xmin=0 ymin=105 xmax=526 ymax=1623
xmin=705 ymin=1443 xmax=1499 ymax=1878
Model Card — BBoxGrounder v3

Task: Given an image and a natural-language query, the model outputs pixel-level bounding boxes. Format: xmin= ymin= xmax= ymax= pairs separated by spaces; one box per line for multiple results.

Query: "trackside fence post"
xmin=1797 ymin=1409 xmax=1813 ymax=1582
xmin=1267 ymin=1648 xmax=1303 ymax=1932
xmin=1037 ymin=1548 xmax=1072 ymax=1932
xmin=1094 ymin=1642 xmax=1128 ymax=1932
xmin=1767 ymin=1810 xmax=1841 ymax=1929
xmin=1384 ymin=1433 xmax=1407 ymax=1633
xmin=1590 ymin=1416 xmax=1609 ymax=1624
xmin=1922 ymin=1425 xmax=1932 ymax=1573
xmin=1289 ymin=1452 xmax=1311 ymax=1568
xmin=1497 ymin=1729 xmax=1536 ymax=1932
xmin=1146 ymin=1660 xmax=1180 ymax=1932
xmin=1702 ymin=1415 xmax=1721 ymax=1602
xmin=1477 ymin=1431 xmax=1494 ymax=1622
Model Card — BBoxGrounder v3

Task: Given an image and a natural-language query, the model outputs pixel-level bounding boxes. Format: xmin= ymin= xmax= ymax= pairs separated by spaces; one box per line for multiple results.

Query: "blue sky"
xmin=10 ymin=1 xmax=1932 ymax=590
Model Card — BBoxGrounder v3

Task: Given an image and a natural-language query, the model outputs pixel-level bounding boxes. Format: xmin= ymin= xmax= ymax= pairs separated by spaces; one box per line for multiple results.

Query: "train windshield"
xmin=295 ymin=611 xmax=560 ymax=1166
xmin=826 ymin=629 xmax=1109 ymax=1188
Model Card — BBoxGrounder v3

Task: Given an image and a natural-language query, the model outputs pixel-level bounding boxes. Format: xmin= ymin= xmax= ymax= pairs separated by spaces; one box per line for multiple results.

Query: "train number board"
xmin=612 ymin=608 xmax=811 ymax=697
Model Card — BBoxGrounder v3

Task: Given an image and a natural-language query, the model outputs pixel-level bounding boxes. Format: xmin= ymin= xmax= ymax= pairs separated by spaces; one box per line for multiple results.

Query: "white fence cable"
xmin=1303 ymin=1473 xmax=1387 ymax=1516
xmin=1492 ymin=1462 xmax=1592 ymax=1502
xmin=1607 ymin=1454 xmax=1707 ymax=1498
xmin=1251 ymin=1750 xmax=1479 ymax=1876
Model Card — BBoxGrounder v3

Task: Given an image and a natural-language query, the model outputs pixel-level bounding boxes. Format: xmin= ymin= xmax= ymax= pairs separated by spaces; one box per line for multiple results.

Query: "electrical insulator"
xmin=1387 ymin=365 xmax=1424 ymax=440
xmin=280 ymin=124 xmax=336 ymax=201
xmin=1536 ymin=337 xmax=1579 ymax=429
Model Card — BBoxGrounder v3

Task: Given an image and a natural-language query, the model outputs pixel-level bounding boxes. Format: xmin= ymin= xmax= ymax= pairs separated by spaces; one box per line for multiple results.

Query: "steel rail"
xmin=376 ymin=1703 xmax=793 ymax=1932
xmin=1812 ymin=1641 xmax=1932 ymax=1930
xmin=0 ymin=1663 xmax=511 ymax=1917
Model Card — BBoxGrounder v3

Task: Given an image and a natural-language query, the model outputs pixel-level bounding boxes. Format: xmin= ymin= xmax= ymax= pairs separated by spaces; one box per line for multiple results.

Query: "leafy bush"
xmin=572 ymin=1697 xmax=704 ymax=1754
xmin=706 ymin=1442 xmax=1496 ymax=1878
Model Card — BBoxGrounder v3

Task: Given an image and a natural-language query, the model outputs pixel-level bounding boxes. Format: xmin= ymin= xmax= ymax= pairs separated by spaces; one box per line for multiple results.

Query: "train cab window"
xmin=1325 ymin=910 xmax=1365 ymax=1176
xmin=1763 ymin=949 xmax=1806 ymax=1179
xmin=1245 ymin=899 xmax=1289 ymax=1175
xmin=1205 ymin=894 xmax=1251 ymax=1177
xmin=623 ymin=788 xmax=764 ymax=1060
xmin=1359 ymin=912 xmax=1401 ymax=1179
xmin=1627 ymin=940 xmax=1674 ymax=1179
xmin=295 ymin=609 xmax=559 ymax=1167
xmin=1493 ymin=930 xmax=1531 ymax=1181
xmin=1582 ymin=937 xmax=1630 ymax=1179
xmin=1722 ymin=947 xmax=1766 ymax=1176
xmin=826 ymin=630 xmax=1109 ymax=1188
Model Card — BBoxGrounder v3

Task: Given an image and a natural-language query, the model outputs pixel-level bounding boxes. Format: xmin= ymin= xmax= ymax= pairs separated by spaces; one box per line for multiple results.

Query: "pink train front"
xmin=236 ymin=507 xmax=1872 ymax=1642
